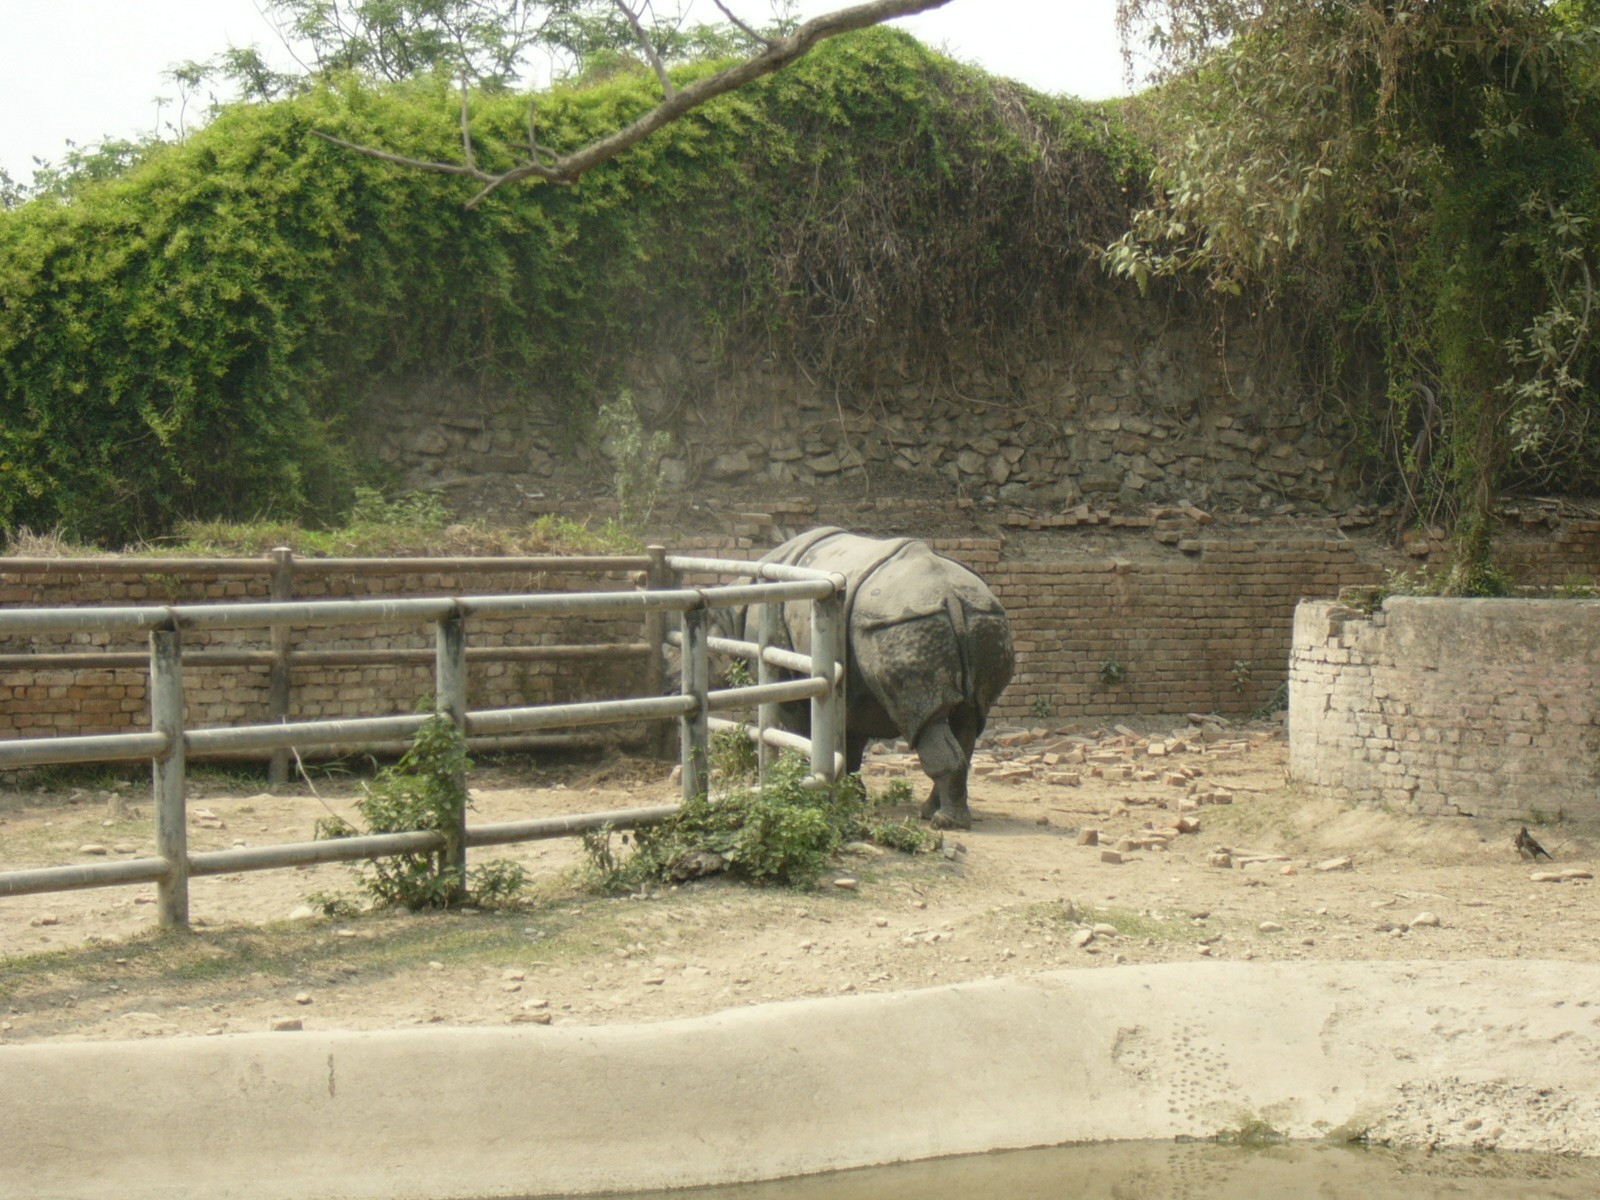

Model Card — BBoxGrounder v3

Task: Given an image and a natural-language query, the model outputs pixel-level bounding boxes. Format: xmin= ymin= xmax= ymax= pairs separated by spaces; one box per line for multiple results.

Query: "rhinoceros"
xmin=731 ymin=527 xmax=1014 ymax=830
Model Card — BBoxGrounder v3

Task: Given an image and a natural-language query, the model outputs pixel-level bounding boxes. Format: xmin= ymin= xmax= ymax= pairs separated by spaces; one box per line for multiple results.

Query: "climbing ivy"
xmin=0 ymin=30 xmax=1139 ymax=546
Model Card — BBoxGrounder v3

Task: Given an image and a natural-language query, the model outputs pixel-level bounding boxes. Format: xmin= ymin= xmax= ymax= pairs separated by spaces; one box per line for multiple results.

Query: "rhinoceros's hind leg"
xmin=914 ymin=715 xmax=974 ymax=830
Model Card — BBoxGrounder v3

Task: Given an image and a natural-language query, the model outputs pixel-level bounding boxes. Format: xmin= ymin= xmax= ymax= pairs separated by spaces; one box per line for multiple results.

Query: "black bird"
xmin=1515 ymin=826 xmax=1553 ymax=861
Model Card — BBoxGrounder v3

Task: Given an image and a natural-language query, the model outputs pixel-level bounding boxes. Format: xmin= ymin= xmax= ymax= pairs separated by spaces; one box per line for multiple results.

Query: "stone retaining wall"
xmin=1288 ymin=597 xmax=1600 ymax=821
xmin=365 ymin=291 xmax=1354 ymax=525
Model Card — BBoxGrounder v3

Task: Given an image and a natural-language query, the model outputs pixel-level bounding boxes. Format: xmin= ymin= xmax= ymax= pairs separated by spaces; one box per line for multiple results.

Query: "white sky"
xmin=0 ymin=1 xmax=1133 ymax=182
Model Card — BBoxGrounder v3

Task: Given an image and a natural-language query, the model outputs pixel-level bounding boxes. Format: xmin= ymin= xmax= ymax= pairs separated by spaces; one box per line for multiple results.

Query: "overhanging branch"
xmin=311 ymin=0 xmax=954 ymax=207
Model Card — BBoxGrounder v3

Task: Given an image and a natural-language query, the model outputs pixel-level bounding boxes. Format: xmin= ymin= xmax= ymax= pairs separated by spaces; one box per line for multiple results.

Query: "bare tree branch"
xmin=614 ymin=0 xmax=677 ymax=100
xmin=314 ymin=0 xmax=954 ymax=208
xmin=711 ymin=0 xmax=775 ymax=48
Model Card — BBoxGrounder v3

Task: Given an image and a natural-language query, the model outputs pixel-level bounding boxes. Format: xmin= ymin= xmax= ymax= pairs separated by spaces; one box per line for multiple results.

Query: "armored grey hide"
xmin=750 ymin=528 xmax=1014 ymax=830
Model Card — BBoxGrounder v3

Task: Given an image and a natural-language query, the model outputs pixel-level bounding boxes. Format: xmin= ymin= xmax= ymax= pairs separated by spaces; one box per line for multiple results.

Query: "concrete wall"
xmin=1288 ymin=597 xmax=1600 ymax=821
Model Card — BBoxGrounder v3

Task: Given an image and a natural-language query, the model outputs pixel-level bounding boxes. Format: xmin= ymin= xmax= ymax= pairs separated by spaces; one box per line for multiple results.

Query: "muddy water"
xmin=602 ymin=1141 xmax=1600 ymax=1200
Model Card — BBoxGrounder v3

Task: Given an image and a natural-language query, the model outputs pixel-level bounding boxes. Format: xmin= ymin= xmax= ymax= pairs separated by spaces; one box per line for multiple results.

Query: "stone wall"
xmin=362 ymin=290 xmax=1356 ymax=526
xmin=1287 ymin=597 xmax=1600 ymax=822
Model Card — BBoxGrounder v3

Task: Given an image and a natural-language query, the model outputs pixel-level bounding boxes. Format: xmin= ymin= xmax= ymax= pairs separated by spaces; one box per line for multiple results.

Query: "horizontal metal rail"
xmin=707 ymin=717 xmax=846 ymax=781
xmin=0 ymin=581 xmax=832 ymax=637
xmin=0 ymin=732 xmax=171 ymax=769
xmin=0 ymin=857 xmax=173 ymax=897
xmin=187 ymin=830 xmax=447 ymax=878
xmin=0 ymin=805 xmax=685 ymax=898
xmin=0 ymin=555 xmax=654 ymax=577
xmin=0 ymin=643 xmax=651 ymax=671
xmin=671 ymin=630 xmax=815 ymax=677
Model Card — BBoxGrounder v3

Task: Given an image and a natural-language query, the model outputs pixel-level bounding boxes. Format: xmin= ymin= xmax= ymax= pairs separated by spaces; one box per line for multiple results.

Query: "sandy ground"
xmin=2 ymin=715 xmax=1596 ymax=1056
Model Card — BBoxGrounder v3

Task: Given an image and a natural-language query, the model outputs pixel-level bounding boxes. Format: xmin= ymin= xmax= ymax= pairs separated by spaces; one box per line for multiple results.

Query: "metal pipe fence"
xmin=0 ymin=548 xmax=663 ymax=783
xmin=0 ymin=551 xmax=847 ymax=930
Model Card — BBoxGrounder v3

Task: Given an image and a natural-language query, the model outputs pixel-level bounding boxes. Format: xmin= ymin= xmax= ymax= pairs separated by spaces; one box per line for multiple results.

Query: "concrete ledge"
xmin=7 ymin=960 xmax=1599 ymax=1199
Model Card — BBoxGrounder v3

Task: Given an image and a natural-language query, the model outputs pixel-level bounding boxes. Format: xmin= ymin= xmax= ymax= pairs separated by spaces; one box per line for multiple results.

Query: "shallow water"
xmin=583 ymin=1140 xmax=1600 ymax=1200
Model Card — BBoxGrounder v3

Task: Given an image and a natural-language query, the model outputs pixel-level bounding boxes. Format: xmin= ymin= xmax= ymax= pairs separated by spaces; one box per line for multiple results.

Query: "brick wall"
xmin=1288 ymin=597 xmax=1600 ymax=822
xmin=10 ymin=522 xmax=1600 ymax=756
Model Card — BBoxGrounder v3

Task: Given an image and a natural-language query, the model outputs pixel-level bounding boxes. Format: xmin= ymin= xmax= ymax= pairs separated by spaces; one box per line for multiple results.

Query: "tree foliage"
xmin=1110 ymin=0 xmax=1600 ymax=588
xmin=0 ymin=30 xmax=1134 ymax=545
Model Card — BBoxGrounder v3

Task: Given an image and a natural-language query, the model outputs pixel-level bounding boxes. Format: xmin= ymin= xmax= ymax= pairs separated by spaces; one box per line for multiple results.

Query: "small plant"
xmin=1029 ymin=695 xmax=1054 ymax=721
xmin=867 ymin=816 xmax=936 ymax=854
xmin=317 ymin=718 xmax=531 ymax=911
xmin=314 ymin=814 xmax=357 ymax=840
xmin=596 ymin=389 xmax=672 ymax=532
xmin=877 ymin=779 xmax=916 ymax=809
xmin=1098 ymin=656 xmax=1127 ymax=685
xmin=467 ymin=859 xmax=530 ymax=910
xmin=304 ymin=889 xmax=362 ymax=919
xmin=1230 ymin=659 xmax=1253 ymax=694
xmin=710 ymin=726 xmax=759 ymax=785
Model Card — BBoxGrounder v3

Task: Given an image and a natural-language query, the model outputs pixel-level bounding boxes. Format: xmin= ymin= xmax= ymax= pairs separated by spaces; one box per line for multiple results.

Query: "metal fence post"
xmin=435 ymin=610 xmax=469 ymax=897
xmin=642 ymin=545 xmax=674 ymax=759
xmin=266 ymin=546 xmax=294 ymax=786
xmin=810 ymin=578 xmax=845 ymax=787
xmin=680 ymin=603 xmax=709 ymax=802
xmin=151 ymin=627 xmax=189 ymax=930
xmin=757 ymin=598 xmax=782 ymax=780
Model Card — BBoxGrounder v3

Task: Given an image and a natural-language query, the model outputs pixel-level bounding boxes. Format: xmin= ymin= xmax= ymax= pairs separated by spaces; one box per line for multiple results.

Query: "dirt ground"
xmin=1 ymin=715 xmax=1596 ymax=1047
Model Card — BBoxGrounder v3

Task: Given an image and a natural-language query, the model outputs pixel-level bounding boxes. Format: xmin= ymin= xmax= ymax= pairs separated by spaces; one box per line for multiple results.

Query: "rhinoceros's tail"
xmin=945 ymin=593 xmax=972 ymax=705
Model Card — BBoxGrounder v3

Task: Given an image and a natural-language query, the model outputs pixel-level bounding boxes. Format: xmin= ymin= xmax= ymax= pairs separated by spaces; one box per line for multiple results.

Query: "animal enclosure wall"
xmin=10 ymin=526 xmax=1600 ymax=752
xmin=1288 ymin=597 xmax=1600 ymax=822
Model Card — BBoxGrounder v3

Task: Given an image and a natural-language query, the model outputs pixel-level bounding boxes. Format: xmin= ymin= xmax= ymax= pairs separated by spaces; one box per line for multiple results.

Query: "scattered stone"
xmin=1561 ymin=869 xmax=1594 ymax=881
xmin=112 ymin=844 xmax=137 ymax=855
xmin=1035 ymin=815 xmax=1051 ymax=826
xmin=1092 ymin=923 xmax=1119 ymax=938
xmin=840 ymin=841 xmax=883 ymax=858
xmin=522 ymin=997 xmax=549 ymax=1010
xmin=1315 ymin=857 xmax=1354 ymax=872
xmin=1077 ymin=829 xmax=1100 ymax=846
xmin=77 ymin=844 xmax=108 ymax=856
xmin=428 ymin=961 xmax=445 ymax=971
xmin=270 ymin=1018 xmax=303 ymax=1032
xmin=500 ymin=982 xmax=523 ymax=993
xmin=502 ymin=968 xmax=526 ymax=982
xmin=642 ymin=977 xmax=667 ymax=986
xmin=1099 ymin=849 xmax=1124 ymax=865
xmin=287 ymin=905 xmax=316 ymax=921
xmin=294 ymin=992 xmax=313 ymax=1005
xmin=1071 ymin=929 xmax=1095 ymax=948
xmin=833 ymin=878 xmax=859 ymax=891
xmin=874 ymin=917 xmax=889 ymax=928
xmin=1208 ymin=852 xmax=1233 ymax=869
xmin=31 ymin=914 xmax=60 ymax=927
xmin=1174 ymin=816 xmax=1202 ymax=834
xmin=1197 ymin=945 xmax=1213 ymax=957
xmin=1410 ymin=911 xmax=1441 ymax=928
xmin=511 ymin=1012 xmax=554 ymax=1024
xmin=1280 ymin=865 xmax=1298 ymax=877
xmin=1531 ymin=872 xmax=1564 ymax=883
xmin=1258 ymin=921 xmax=1284 ymax=933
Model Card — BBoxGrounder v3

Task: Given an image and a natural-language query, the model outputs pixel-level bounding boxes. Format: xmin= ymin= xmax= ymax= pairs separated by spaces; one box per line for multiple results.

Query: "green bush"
xmin=0 ymin=30 xmax=1135 ymax=544
xmin=584 ymin=753 xmax=933 ymax=892
xmin=309 ymin=715 xmax=527 ymax=912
